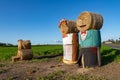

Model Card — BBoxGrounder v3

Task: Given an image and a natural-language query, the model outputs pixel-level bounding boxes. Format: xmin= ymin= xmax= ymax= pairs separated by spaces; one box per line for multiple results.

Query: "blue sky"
xmin=0 ymin=0 xmax=120 ymax=45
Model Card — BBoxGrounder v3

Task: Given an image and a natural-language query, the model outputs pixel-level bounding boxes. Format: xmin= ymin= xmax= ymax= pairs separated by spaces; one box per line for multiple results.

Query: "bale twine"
xmin=17 ymin=49 xmax=33 ymax=60
xmin=59 ymin=19 xmax=79 ymax=34
xmin=76 ymin=11 xmax=103 ymax=31
xmin=18 ymin=39 xmax=31 ymax=50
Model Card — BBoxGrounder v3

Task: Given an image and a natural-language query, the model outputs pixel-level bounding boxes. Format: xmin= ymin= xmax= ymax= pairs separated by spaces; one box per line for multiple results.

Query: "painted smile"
xmin=79 ymin=25 xmax=86 ymax=28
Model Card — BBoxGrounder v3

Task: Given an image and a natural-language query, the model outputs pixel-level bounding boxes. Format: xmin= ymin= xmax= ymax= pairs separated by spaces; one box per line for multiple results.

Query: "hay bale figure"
xmin=76 ymin=11 xmax=103 ymax=68
xmin=12 ymin=39 xmax=33 ymax=62
xmin=62 ymin=33 xmax=79 ymax=64
xmin=59 ymin=19 xmax=79 ymax=64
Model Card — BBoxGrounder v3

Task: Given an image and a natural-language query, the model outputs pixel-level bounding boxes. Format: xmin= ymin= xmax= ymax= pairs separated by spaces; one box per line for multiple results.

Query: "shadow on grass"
xmin=33 ymin=53 xmax=62 ymax=59
xmin=101 ymin=48 xmax=120 ymax=65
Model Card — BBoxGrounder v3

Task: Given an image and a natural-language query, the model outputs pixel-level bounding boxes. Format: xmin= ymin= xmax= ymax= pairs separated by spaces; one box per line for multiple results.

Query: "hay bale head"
xmin=17 ymin=49 xmax=33 ymax=60
xmin=76 ymin=11 xmax=103 ymax=31
xmin=59 ymin=19 xmax=79 ymax=34
xmin=18 ymin=39 xmax=31 ymax=50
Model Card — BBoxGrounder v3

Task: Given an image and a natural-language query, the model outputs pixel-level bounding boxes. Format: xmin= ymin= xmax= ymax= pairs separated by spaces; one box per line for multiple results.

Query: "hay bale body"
xmin=59 ymin=19 xmax=79 ymax=34
xmin=62 ymin=33 xmax=79 ymax=64
xmin=76 ymin=11 xmax=103 ymax=31
xmin=17 ymin=49 xmax=33 ymax=60
xmin=18 ymin=40 xmax=31 ymax=50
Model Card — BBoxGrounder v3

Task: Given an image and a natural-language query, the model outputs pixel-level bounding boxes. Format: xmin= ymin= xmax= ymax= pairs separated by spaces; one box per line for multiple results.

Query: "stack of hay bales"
xmin=59 ymin=19 xmax=79 ymax=64
xmin=12 ymin=39 xmax=33 ymax=62
xmin=76 ymin=11 xmax=103 ymax=67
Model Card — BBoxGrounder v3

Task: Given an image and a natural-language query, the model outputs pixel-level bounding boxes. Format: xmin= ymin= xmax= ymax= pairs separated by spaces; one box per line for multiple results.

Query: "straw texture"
xmin=76 ymin=11 xmax=103 ymax=31
xmin=59 ymin=19 xmax=79 ymax=34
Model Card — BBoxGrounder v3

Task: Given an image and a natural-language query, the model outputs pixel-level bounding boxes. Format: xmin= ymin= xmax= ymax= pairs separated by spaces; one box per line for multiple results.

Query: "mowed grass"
xmin=32 ymin=45 xmax=63 ymax=56
xmin=0 ymin=44 xmax=120 ymax=64
xmin=101 ymin=44 xmax=120 ymax=65
xmin=0 ymin=46 xmax=17 ymax=61
xmin=38 ymin=70 xmax=106 ymax=80
xmin=0 ymin=45 xmax=63 ymax=61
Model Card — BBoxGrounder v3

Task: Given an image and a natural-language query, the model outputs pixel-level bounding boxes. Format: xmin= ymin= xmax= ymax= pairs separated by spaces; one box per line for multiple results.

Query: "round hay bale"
xmin=17 ymin=49 xmax=33 ymax=60
xmin=59 ymin=19 xmax=79 ymax=34
xmin=18 ymin=40 xmax=31 ymax=50
xmin=76 ymin=11 xmax=103 ymax=31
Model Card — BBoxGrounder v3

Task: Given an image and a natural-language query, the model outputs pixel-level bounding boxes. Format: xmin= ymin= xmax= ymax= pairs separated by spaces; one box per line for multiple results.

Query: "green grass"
xmin=0 ymin=45 xmax=120 ymax=64
xmin=32 ymin=45 xmax=63 ymax=56
xmin=101 ymin=44 xmax=120 ymax=65
xmin=0 ymin=46 xmax=17 ymax=61
xmin=37 ymin=70 xmax=107 ymax=80
xmin=0 ymin=45 xmax=63 ymax=61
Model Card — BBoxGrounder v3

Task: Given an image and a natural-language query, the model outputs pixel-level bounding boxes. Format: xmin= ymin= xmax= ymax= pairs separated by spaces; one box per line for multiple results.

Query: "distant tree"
xmin=116 ymin=39 xmax=119 ymax=43
xmin=6 ymin=43 xmax=14 ymax=46
xmin=0 ymin=42 xmax=6 ymax=46
xmin=0 ymin=42 xmax=14 ymax=46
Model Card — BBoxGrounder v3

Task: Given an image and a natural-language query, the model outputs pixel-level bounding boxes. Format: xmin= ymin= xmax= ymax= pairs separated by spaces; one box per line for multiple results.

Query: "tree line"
xmin=103 ymin=37 xmax=120 ymax=44
xmin=0 ymin=42 xmax=14 ymax=46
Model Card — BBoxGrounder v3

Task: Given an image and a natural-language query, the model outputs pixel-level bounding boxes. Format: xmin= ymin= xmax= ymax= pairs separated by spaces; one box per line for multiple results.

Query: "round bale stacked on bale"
xmin=59 ymin=19 xmax=79 ymax=64
xmin=12 ymin=39 xmax=33 ymax=62
xmin=76 ymin=11 xmax=103 ymax=68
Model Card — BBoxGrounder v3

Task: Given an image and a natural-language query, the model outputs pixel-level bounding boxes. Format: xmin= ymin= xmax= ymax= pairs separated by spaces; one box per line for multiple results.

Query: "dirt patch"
xmin=0 ymin=56 xmax=120 ymax=80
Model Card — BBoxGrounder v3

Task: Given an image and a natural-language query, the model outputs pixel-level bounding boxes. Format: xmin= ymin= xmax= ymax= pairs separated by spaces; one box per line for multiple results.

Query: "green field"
xmin=0 ymin=45 xmax=63 ymax=61
xmin=0 ymin=45 xmax=120 ymax=80
xmin=0 ymin=45 xmax=120 ymax=64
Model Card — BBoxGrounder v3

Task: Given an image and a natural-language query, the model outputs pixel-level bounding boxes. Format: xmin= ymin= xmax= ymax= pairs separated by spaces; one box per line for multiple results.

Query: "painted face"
xmin=76 ymin=11 xmax=103 ymax=31
xmin=76 ymin=12 xmax=92 ymax=32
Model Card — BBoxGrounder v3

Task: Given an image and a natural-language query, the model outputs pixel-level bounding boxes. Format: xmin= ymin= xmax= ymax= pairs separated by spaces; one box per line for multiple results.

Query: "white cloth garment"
xmin=63 ymin=33 xmax=73 ymax=44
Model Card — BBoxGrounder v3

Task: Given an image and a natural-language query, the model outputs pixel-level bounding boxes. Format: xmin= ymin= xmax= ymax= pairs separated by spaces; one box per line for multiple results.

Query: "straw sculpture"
xmin=62 ymin=33 xmax=79 ymax=64
xmin=12 ymin=39 xmax=33 ymax=62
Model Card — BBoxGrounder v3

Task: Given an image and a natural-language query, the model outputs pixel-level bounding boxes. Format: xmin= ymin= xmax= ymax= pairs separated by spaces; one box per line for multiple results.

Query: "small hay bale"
xmin=17 ymin=49 xmax=33 ymax=60
xmin=76 ymin=11 xmax=103 ymax=31
xmin=59 ymin=19 xmax=79 ymax=34
xmin=18 ymin=39 xmax=31 ymax=50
